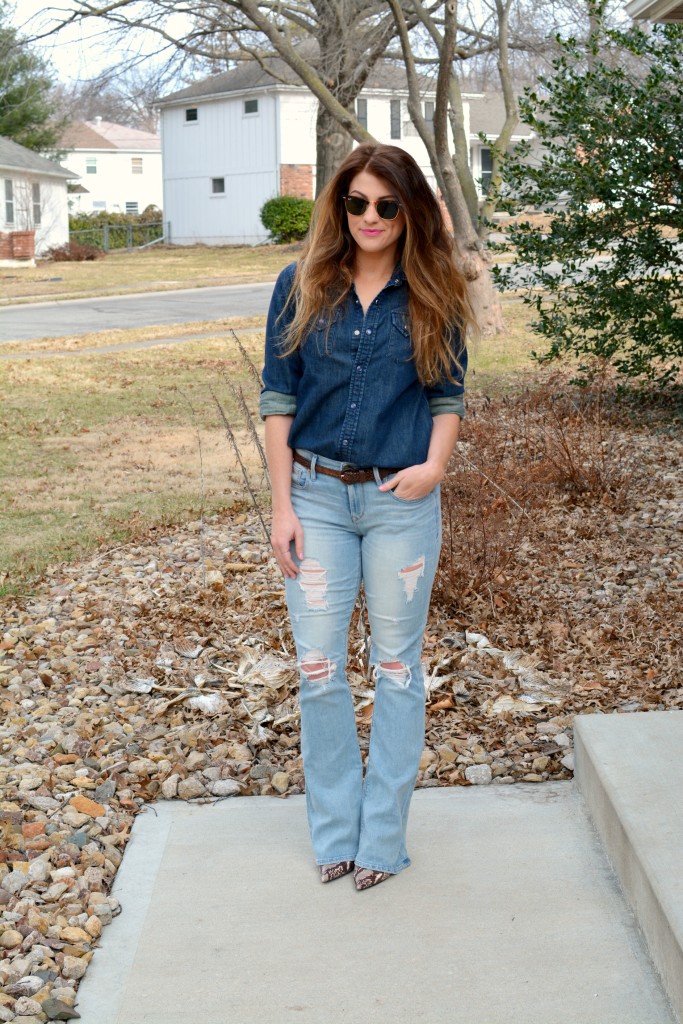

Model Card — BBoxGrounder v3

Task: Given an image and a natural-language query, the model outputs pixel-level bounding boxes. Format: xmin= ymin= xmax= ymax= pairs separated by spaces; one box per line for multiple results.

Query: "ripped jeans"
xmin=285 ymin=449 xmax=441 ymax=875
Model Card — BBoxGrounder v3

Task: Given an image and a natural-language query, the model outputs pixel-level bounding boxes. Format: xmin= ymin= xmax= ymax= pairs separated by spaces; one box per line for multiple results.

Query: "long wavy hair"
xmin=280 ymin=143 xmax=474 ymax=385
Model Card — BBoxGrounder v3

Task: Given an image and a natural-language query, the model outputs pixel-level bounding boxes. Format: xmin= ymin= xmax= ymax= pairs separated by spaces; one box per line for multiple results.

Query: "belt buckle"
xmin=340 ymin=467 xmax=365 ymax=484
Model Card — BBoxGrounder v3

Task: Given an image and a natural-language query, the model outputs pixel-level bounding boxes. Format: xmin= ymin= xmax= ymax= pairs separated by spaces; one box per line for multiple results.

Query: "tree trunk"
xmin=315 ymin=102 xmax=354 ymax=195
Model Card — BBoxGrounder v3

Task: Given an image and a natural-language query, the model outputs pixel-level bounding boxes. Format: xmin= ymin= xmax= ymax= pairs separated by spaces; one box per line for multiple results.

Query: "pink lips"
xmin=361 ymin=229 xmax=382 ymax=236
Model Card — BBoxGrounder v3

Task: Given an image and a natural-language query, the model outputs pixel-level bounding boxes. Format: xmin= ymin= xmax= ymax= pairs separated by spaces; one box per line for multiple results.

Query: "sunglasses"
xmin=343 ymin=195 xmax=402 ymax=221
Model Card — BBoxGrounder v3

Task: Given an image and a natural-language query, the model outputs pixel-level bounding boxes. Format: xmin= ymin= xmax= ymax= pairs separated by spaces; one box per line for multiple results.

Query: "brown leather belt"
xmin=293 ymin=452 xmax=399 ymax=485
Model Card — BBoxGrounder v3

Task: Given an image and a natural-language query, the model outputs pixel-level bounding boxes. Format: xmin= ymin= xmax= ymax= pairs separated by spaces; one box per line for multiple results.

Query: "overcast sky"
xmin=11 ymin=0 xmax=167 ymax=83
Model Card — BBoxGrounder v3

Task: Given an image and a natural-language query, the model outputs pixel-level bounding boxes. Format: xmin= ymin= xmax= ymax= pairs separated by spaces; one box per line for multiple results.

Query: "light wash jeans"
xmin=285 ymin=449 xmax=442 ymax=875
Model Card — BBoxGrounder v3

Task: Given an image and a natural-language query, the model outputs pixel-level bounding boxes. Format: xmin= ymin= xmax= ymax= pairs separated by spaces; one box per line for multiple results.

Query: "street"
xmin=0 ymin=281 xmax=276 ymax=343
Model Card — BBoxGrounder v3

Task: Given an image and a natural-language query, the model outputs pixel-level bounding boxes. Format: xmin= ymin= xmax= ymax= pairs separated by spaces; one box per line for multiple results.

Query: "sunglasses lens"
xmin=376 ymin=200 xmax=400 ymax=220
xmin=344 ymin=196 xmax=367 ymax=216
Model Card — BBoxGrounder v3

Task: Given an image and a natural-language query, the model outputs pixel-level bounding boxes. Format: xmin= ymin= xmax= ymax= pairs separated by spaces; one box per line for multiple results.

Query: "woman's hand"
xmin=271 ymin=507 xmax=304 ymax=578
xmin=378 ymin=461 xmax=444 ymax=501
xmin=379 ymin=414 xmax=461 ymax=501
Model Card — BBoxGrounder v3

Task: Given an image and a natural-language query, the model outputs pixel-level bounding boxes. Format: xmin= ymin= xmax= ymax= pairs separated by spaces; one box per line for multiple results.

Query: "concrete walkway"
xmin=73 ymin=711 xmax=682 ymax=1024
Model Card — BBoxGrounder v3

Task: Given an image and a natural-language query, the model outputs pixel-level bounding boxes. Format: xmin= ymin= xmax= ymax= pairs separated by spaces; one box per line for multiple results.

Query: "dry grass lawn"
xmin=0 ymin=244 xmax=298 ymax=303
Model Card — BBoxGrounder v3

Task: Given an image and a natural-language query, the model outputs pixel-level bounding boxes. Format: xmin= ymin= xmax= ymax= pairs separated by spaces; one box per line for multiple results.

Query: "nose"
xmin=362 ymin=202 xmax=381 ymax=224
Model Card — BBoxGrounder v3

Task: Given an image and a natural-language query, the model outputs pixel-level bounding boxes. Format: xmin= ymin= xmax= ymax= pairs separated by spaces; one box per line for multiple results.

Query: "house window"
xmin=424 ymin=101 xmax=434 ymax=131
xmin=480 ymin=147 xmax=493 ymax=194
xmin=356 ymin=98 xmax=368 ymax=130
xmin=390 ymin=99 xmax=401 ymax=140
xmin=212 ymin=177 xmax=225 ymax=194
xmin=92 ymin=201 xmax=106 ymax=210
xmin=185 ymin=107 xmax=198 ymax=122
xmin=131 ymin=157 xmax=143 ymax=174
xmin=86 ymin=157 xmax=97 ymax=175
xmin=32 ymin=182 xmax=41 ymax=226
xmin=4 ymin=179 xmax=14 ymax=224
xmin=125 ymin=201 xmax=139 ymax=214
xmin=244 ymin=98 xmax=258 ymax=115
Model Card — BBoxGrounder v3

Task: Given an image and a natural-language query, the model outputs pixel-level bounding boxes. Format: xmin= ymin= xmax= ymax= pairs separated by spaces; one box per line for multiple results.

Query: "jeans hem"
xmin=315 ymin=854 xmax=358 ymax=866
xmin=354 ymin=856 xmax=410 ymax=875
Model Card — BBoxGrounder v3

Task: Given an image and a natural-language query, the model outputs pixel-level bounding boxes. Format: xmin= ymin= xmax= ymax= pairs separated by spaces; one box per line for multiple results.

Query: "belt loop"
xmin=310 ymin=454 xmax=317 ymax=481
xmin=372 ymin=466 xmax=383 ymax=486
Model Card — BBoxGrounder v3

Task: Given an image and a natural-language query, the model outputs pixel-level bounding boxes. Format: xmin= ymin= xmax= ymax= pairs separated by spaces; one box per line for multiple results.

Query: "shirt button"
xmin=343 ymin=439 xmax=348 ymax=444
xmin=366 ymin=329 xmax=371 ymax=334
xmin=354 ymin=330 xmax=360 ymax=336
xmin=356 ymin=366 xmax=362 ymax=371
xmin=351 ymin=403 xmax=356 ymax=409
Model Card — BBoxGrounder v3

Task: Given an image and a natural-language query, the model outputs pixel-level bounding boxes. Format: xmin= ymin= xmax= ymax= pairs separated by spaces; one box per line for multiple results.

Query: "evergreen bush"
xmin=260 ymin=196 xmax=314 ymax=244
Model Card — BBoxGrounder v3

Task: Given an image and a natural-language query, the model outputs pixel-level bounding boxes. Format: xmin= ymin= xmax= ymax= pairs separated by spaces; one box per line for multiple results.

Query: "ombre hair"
xmin=280 ymin=143 xmax=474 ymax=385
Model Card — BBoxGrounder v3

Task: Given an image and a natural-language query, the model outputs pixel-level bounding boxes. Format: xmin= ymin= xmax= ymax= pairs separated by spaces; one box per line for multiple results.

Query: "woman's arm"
xmin=264 ymin=415 xmax=304 ymax=578
xmin=378 ymin=413 xmax=461 ymax=500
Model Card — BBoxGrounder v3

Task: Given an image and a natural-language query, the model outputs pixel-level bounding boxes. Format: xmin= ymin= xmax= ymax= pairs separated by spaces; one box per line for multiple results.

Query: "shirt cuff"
xmin=428 ymin=394 xmax=465 ymax=419
xmin=259 ymin=389 xmax=298 ymax=419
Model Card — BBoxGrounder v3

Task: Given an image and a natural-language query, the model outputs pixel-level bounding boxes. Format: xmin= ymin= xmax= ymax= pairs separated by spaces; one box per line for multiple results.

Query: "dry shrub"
xmin=516 ymin=378 xmax=634 ymax=506
xmin=44 ymin=241 xmax=102 ymax=262
xmin=435 ymin=377 xmax=635 ymax=615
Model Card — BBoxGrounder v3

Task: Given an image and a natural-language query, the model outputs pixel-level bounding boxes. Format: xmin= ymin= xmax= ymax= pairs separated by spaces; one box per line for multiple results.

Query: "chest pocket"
xmin=390 ymin=309 xmax=414 ymax=367
xmin=310 ymin=307 xmax=343 ymax=354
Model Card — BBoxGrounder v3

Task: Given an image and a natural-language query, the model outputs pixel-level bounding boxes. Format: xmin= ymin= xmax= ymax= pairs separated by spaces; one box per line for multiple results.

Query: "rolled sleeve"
xmin=260 ymin=262 xmax=302 ymax=420
xmin=259 ymin=389 xmax=298 ymax=418
xmin=428 ymin=394 xmax=465 ymax=419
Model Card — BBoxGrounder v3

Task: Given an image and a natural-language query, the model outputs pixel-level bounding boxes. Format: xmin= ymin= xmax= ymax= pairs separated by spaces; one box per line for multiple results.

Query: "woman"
xmin=260 ymin=143 xmax=473 ymax=891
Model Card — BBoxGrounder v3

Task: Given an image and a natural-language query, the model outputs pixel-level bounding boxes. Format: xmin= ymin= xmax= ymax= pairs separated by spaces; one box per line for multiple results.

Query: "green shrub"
xmin=260 ymin=195 xmax=314 ymax=244
xmin=68 ymin=208 xmax=162 ymax=232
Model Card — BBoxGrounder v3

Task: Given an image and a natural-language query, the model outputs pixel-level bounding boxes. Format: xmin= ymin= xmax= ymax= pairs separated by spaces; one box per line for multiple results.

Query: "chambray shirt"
xmin=259 ymin=262 xmax=467 ymax=468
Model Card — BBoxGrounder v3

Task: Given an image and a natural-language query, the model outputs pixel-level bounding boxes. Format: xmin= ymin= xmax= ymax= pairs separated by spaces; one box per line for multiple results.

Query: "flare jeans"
xmin=285 ymin=449 xmax=442 ymax=874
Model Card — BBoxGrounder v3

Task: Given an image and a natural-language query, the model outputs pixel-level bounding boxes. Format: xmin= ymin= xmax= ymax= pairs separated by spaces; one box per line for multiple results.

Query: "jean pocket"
xmin=381 ymin=474 xmax=434 ymax=504
xmin=291 ymin=463 xmax=310 ymax=489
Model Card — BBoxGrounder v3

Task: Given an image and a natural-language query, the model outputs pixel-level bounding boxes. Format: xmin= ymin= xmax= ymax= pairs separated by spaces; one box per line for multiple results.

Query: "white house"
xmin=59 ymin=119 xmax=163 ymax=216
xmin=0 ymin=136 xmax=75 ymax=262
xmin=626 ymin=0 xmax=683 ymax=17
xmin=156 ymin=62 xmax=533 ymax=246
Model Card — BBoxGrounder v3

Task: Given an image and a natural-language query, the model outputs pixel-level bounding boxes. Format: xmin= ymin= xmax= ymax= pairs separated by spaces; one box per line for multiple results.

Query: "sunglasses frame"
xmin=342 ymin=195 xmax=402 ymax=221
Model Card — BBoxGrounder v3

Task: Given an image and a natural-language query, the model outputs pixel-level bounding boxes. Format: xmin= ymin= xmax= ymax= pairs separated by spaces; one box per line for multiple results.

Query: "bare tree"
xmin=44 ymin=0 xmax=408 ymax=192
xmin=41 ymin=0 xmax=517 ymax=323
xmin=52 ymin=63 xmax=177 ymax=131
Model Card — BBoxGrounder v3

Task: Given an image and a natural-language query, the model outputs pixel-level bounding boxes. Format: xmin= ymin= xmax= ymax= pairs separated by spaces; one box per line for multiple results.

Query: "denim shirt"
xmin=260 ymin=261 xmax=467 ymax=468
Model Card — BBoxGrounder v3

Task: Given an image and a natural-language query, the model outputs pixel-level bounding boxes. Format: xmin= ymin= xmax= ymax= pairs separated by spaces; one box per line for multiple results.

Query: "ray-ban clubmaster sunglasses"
xmin=343 ymin=195 xmax=402 ymax=220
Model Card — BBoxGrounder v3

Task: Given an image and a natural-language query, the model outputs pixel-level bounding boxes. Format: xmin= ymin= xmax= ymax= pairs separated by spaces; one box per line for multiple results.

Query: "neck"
xmin=353 ymin=246 xmax=398 ymax=281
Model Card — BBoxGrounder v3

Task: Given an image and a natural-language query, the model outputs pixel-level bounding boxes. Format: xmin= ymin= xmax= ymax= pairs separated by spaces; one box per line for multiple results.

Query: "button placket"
xmin=337 ymin=301 xmax=380 ymax=460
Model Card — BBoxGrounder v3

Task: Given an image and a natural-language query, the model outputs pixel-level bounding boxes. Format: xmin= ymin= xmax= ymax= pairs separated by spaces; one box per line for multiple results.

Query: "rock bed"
xmin=1 ymin=417 xmax=681 ymax=1023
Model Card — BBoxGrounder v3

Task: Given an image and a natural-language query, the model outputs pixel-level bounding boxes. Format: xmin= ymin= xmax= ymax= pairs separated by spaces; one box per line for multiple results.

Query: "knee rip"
xmin=298 ymin=557 xmax=328 ymax=610
xmin=376 ymin=660 xmax=411 ymax=688
xmin=300 ymin=649 xmax=336 ymax=685
xmin=398 ymin=555 xmax=425 ymax=602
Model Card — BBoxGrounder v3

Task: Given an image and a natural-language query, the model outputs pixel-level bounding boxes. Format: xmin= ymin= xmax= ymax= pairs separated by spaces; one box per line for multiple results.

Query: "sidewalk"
xmin=71 ymin=711 xmax=682 ymax=1024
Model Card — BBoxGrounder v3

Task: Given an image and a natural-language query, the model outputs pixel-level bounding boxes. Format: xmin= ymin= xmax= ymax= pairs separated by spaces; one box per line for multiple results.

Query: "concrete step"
xmin=575 ymin=710 xmax=683 ymax=1023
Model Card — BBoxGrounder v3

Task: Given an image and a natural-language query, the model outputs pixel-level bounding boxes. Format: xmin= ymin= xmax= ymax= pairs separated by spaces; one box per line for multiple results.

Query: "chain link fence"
xmin=69 ymin=221 xmax=166 ymax=252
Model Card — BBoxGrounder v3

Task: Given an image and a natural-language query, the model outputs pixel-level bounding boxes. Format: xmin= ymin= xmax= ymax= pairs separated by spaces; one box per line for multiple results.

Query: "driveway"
xmin=0 ymin=282 xmax=276 ymax=343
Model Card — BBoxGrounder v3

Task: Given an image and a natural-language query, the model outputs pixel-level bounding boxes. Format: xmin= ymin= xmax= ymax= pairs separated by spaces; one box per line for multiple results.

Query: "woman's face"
xmin=344 ymin=169 xmax=406 ymax=259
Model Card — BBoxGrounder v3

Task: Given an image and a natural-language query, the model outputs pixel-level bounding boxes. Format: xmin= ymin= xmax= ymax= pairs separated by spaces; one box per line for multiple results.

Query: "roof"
xmin=60 ymin=120 xmax=160 ymax=152
xmin=0 ymin=136 xmax=75 ymax=179
xmin=626 ymin=0 xmax=683 ymax=18
xmin=157 ymin=59 xmax=437 ymax=106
